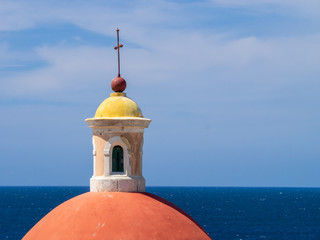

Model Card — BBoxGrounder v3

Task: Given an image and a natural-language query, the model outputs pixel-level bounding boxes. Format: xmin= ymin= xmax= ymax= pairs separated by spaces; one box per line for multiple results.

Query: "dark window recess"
xmin=112 ymin=145 xmax=124 ymax=172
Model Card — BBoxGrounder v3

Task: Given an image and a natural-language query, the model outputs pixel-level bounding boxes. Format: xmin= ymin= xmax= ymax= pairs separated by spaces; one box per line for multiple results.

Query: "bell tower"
xmin=85 ymin=29 xmax=151 ymax=192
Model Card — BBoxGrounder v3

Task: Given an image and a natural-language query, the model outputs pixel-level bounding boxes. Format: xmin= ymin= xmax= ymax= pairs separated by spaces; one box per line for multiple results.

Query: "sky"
xmin=0 ymin=0 xmax=319 ymax=187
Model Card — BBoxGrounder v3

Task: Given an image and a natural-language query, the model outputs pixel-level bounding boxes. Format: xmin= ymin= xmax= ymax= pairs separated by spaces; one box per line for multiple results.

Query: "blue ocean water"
xmin=0 ymin=187 xmax=319 ymax=240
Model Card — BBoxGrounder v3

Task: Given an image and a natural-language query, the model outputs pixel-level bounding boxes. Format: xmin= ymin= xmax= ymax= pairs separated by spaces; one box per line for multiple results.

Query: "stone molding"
xmin=85 ymin=118 xmax=151 ymax=128
xmin=90 ymin=176 xmax=146 ymax=192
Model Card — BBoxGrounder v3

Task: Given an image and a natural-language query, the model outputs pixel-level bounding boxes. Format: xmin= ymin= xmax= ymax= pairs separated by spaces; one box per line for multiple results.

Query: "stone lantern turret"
xmin=85 ymin=29 xmax=150 ymax=192
xmin=85 ymin=76 xmax=151 ymax=192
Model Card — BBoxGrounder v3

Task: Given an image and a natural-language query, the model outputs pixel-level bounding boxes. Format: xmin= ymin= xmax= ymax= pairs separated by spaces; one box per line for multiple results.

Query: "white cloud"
xmin=210 ymin=0 xmax=320 ymax=18
xmin=1 ymin=46 xmax=113 ymax=96
xmin=2 ymin=31 xmax=320 ymax=98
xmin=0 ymin=0 xmax=320 ymax=98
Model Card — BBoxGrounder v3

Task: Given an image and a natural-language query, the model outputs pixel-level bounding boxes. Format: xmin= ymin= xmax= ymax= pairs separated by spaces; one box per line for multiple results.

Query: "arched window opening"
xmin=112 ymin=145 xmax=124 ymax=172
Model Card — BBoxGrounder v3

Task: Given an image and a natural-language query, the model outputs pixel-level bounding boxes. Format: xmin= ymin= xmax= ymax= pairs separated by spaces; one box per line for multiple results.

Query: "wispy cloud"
xmin=1 ymin=46 xmax=113 ymax=96
xmin=210 ymin=0 xmax=320 ymax=18
xmin=1 ymin=0 xmax=320 ymax=97
xmin=2 ymin=31 xmax=320 ymax=98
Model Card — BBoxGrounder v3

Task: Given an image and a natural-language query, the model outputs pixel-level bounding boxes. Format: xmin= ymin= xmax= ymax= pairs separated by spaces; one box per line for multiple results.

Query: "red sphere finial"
xmin=111 ymin=76 xmax=126 ymax=92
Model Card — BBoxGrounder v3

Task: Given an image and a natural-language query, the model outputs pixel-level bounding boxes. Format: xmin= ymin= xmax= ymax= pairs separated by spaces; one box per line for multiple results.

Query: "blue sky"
xmin=0 ymin=0 xmax=319 ymax=187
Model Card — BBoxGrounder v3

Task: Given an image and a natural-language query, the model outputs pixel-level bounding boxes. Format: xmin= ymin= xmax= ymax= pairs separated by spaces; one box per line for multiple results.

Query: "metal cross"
xmin=114 ymin=28 xmax=123 ymax=77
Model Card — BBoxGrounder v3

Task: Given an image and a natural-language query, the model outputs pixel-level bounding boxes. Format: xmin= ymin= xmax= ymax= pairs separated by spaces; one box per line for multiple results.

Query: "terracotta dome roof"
xmin=94 ymin=92 xmax=143 ymax=118
xmin=22 ymin=192 xmax=211 ymax=240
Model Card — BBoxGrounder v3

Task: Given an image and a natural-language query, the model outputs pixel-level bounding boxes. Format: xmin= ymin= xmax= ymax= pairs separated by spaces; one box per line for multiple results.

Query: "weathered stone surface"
xmin=118 ymin=178 xmax=137 ymax=192
xmin=90 ymin=176 xmax=146 ymax=192
xmin=137 ymin=177 xmax=146 ymax=192
xmin=90 ymin=178 xmax=118 ymax=192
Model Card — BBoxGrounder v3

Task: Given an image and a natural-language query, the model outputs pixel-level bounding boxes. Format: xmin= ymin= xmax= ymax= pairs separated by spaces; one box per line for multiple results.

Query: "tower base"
xmin=90 ymin=176 xmax=145 ymax=192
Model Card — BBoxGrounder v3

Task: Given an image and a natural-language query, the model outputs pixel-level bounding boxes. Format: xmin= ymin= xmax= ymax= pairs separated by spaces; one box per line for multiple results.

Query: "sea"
xmin=0 ymin=187 xmax=319 ymax=240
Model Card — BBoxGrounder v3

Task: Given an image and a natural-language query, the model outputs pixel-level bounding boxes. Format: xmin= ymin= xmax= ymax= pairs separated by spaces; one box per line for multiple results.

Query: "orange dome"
xmin=22 ymin=192 xmax=211 ymax=240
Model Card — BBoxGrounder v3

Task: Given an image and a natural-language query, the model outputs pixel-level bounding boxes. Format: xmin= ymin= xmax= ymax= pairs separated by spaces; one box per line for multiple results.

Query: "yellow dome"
xmin=94 ymin=92 xmax=143 ymax=118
